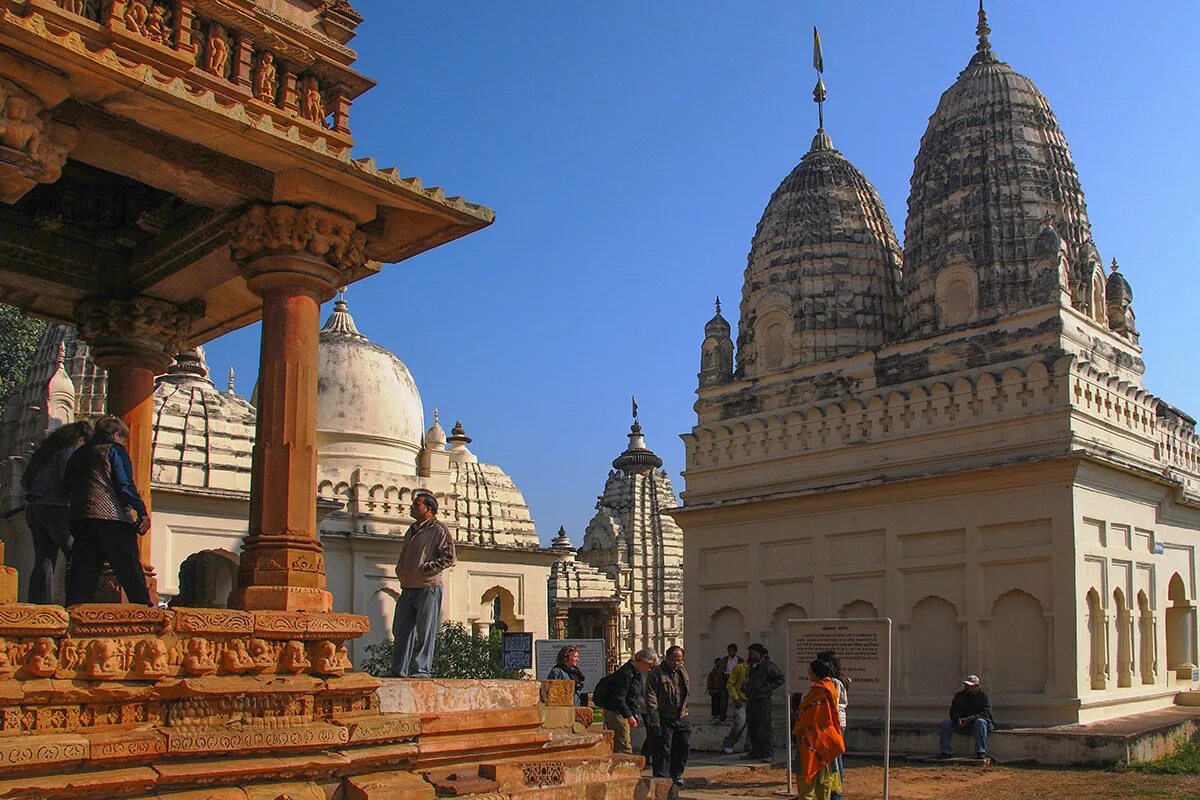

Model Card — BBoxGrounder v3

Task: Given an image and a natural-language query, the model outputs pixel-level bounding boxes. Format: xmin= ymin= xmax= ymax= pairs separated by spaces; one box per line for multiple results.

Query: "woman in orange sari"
xmin=792 ymin=659 xmax=845 ymax=800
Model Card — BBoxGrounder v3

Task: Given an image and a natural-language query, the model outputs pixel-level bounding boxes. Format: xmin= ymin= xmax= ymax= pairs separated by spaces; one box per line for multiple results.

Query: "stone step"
xmin=478 ymin=754 xmax=643 ymax=792
xmin=418 ymin=705 xmax=543 ymax=737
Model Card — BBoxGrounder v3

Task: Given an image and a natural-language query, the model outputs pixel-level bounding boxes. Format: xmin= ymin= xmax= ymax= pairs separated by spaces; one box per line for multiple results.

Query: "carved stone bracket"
xmin=232 ymin=203 xmax=367 ymax=280
xmin=74 ymin=294 xmax=206 ymax=371
xmin=0 ymin=77 xmax=79 ymax=204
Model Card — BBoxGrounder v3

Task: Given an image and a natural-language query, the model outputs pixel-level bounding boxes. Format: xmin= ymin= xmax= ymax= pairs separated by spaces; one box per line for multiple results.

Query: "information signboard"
xmin=501 ymin=632 xmax=533 ymax=670
xmin=534 ymin=638 xmax=606 ymax=692
xmin=786 ymin=619 xmax=890 ymax=693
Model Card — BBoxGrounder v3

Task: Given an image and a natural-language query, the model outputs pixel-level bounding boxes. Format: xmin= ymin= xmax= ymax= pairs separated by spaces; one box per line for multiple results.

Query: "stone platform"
xmin=846 ymin=704 xmax=1200 ymax=765
xmin=0 ymin=603 xmax=671 ymax=800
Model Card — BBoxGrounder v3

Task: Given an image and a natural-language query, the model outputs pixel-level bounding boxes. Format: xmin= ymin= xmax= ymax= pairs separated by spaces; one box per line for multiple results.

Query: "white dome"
xmin=317 ymin=298 xmax=424 ymax=475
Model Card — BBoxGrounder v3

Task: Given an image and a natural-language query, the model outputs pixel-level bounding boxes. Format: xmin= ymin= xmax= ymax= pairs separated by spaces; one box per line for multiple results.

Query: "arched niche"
xmin=1166 ymin=573 xmax=1197 ymax=675
xmin=911 ymin=596 xmax=961 ymax=695
xmin=990 ymin=590 xmax=1047 ymax=694
xmin=709 ymin=606 xmax=746 ymax=658
xmin=1086 ymin=588 xmax=1107 ymax=690
xmin=769 ymin=603 xmax=806 ymax=658
xmin=171 ymin=549 xmax=239 ymax=609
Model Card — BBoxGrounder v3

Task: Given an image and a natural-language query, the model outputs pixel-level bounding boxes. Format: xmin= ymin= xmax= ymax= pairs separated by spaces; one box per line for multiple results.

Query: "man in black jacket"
xmin=937 ymin=674 xmax=994 ymax=758
xmin=741 ymin=643 xmax=785 ymax=763
xmin=596 ymin=647 xmax=659 ymax=754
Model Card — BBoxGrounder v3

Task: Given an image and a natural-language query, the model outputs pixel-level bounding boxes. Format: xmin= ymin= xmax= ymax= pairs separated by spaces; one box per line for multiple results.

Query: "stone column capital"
xmin=231 ymin=203 xmax=367 ymax=298
xmin=74 ymin=295 xmax=205 ymax=372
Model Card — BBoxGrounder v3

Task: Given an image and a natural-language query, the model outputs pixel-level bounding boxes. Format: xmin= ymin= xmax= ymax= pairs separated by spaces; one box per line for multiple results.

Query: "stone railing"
xmin=686 ymin=357 xmax=1070 ymax=470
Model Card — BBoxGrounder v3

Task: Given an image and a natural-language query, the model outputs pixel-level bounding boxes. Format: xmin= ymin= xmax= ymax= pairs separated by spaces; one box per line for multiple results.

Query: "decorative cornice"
xmin=231 ymin=203 xmax=367 ymax=275
xmin=74 ymin=294 xmax=205 ymax=370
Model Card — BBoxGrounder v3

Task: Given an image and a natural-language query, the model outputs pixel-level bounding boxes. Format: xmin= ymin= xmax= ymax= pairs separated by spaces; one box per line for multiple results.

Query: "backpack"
xmin=591 ymin=671 xmax=616 ymax=710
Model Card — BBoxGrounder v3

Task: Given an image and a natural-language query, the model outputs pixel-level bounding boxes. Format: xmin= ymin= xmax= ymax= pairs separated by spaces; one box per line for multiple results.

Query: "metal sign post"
xmin=786 ymin=617 xmax=893 ymax=800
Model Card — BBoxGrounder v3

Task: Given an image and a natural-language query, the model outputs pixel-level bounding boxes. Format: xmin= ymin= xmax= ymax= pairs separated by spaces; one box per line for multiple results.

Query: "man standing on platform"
xmin=391 ymin=492 xmax=455 ymax=677
xmin=645 ymin=645 xmax=691 ymax=787
xmin=742 ymin=642 xmax=785 ymax=763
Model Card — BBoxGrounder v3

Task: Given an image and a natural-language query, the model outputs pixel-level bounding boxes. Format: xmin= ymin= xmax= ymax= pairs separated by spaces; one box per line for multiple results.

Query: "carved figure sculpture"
xmin=144 ymin=3 xmax=169 ymax=44
xmin=0 ymin=93 xmax=42 ymax=155
xmin=0 ymin=638 xmax=13 ymax=679
xmin=25 ymin=637 xmax=59 ymax=678
xmin=248 ymin=638 xmax=275 ymax=673
xmin=59 ymin=639 xmax=80 ymax=671
xmin=311 ymin=640 xmax=345 ymax=676
xmin=59 ymin=0 xmax=85 ymax=13
xmin=221 ymin=639 xmax=255 ymax=674
xmin=255 ymin=52 xmax=278 ymax=104
xmin=280 ymin=640 xmax=311 ymax=673
xmin=123 ymin=0 xmax=150 ymax=36
xmin=87 ymin=639 xmax=120 ymax=679
xmin=301 ymin=76 xmax=326 ymax=127
xmin=182 ymin=638 xmax=217 ymax=676
xmin=134 ymin=638 xmax=169 ymax=678
xmin=206 ymin=25 xmax=231 ymax=78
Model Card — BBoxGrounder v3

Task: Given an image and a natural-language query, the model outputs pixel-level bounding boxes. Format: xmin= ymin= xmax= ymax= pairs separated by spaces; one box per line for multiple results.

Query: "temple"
xmin=0 ymin=1 xmax=667 ymax=798
xmin=548 ymin=416 xmax=683 ymax=670
xmin=679 ymin=5 xmax=1200 ymax=726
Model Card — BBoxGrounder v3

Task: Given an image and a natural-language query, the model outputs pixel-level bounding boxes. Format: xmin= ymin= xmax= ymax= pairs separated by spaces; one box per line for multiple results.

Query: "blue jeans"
xmin=939 ymin=717 xmax=990 ymax=756
xmin=391 ymin=585 xmax=442 ymax=677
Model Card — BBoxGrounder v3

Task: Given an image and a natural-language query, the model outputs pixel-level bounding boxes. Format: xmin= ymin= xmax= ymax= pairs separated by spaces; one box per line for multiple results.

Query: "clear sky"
xmin=203 ymin=1 xmax=1199 ymax=546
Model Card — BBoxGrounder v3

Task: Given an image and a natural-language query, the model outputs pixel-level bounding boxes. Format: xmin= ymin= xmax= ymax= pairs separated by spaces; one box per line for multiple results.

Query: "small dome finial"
xmin=227 ymin=366 xmax=235 ymax=393
xmin=321 ymin=290 xmax=366 ymax=339
xmin=1110 ymin=257 xmax=1120 ymax=273
xmin=969 ymin=0 xmax=999 ymax=64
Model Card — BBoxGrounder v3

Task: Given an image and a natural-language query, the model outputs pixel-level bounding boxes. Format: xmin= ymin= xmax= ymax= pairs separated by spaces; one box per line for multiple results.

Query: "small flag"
xmin=813 ymin=26 xmax=824 ymax=74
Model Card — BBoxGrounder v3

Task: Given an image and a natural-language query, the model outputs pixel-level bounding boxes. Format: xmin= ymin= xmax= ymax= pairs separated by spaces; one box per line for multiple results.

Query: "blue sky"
xmin=203 ymin=1 xmax=1200 ymax=546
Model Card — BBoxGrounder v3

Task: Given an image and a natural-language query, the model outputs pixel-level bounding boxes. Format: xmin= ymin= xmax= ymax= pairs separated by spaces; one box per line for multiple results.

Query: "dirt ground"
xmin=680 ymin=761 xmax=1200 ymax=800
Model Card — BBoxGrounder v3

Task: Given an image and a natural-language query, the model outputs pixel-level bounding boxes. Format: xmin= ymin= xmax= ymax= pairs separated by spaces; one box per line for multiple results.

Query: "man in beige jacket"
xmin=391 ymin=492 xmax=455 ymax=677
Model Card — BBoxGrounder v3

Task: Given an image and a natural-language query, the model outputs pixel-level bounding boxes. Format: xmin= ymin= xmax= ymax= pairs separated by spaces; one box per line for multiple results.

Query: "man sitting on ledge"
xmin=936 ymin=674 xmax=993 ymax=759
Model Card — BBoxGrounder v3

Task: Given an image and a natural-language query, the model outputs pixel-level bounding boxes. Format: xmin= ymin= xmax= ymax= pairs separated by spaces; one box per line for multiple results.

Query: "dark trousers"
xmin=651 ymin=716 xmax=691 ymax=779
xmin=26 ymin=505 xmax=70 ymax=605
xmin=746 ymin=696 xmax=774 ymax=759
xmin=66 ymin=519 xmax=151 ymax=606
xmin=710 ymin=690 xmax=727 ymax=718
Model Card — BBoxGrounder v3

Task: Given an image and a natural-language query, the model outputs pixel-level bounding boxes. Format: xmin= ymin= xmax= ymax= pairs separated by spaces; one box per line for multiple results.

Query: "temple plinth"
xmin=226 ymin=204 xmax=360 ymax=612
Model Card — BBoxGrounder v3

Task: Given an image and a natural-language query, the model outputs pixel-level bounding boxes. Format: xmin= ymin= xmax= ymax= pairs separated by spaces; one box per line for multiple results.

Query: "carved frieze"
xmin=69 ymin=604 xmax=170 ymax=636
xmin=231 ymin=204 xmax=367 ymax=274
xmin=123 ymin=0 xmax=175 ymax=46
xmin=0 ymin=604 xmax=69 ymax=637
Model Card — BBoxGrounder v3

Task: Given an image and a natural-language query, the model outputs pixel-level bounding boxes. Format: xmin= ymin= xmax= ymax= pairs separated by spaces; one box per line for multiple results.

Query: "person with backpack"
xmin=593 ymin=647 xmax=659 ymax=754
xmin=21 ymin=421 xmax=91 ymax=604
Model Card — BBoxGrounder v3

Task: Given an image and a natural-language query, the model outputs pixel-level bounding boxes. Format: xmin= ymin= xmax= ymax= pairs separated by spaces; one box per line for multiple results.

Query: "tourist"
xmin=936 ymin=674 xmax=993 ymax=759
xmin=64 ymin=416 xmax=152 ymax=606
xmin=721 ymin=653 xmax=750 ymax=754
xmin=707 ymin=657 xmax=726 ymax=719
xmin=645 ymin=645 xmax=690 ymax=786
xmin=793 ymin=659 xmax=845 ymax=800
xmin=547 ymin=644 xmax=586 ymax=706
xmin=593 ymin=647 xmax=658 ymax=754
xmin=391 ymin=492 xmax=455 ymax=678
xmin=742 ymin=642 xmax=785 ymax=763
xmin=21 ymin=421 xmax=91 ymax=604
xmin=816 ymin=650 xmax=849 ymax=800
xmin=722 ymin=643 xmax=743 ymax=719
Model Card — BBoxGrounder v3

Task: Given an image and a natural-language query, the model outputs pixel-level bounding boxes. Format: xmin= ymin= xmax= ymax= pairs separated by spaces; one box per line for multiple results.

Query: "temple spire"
xmin=969 ymin=0 xmax=999 ymax=65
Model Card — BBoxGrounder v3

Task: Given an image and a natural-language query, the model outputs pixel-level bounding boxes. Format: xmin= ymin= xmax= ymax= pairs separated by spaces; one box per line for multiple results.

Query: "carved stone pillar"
xmin=75 ymin=295 xmax=204 ymax=603
xmin=227 ymin=204 xmax=366 ymax=612
xmin=233 ymin=34 xmax=254 ymax=91
xmin=552 ymin=610 xmax=568 ymax=639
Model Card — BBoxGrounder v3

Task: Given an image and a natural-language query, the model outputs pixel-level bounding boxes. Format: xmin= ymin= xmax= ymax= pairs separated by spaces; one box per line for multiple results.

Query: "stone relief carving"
xmin=220 ymin=639 xmax=255 ymax=674
xmin=0 ymin=638 xmax=14 ymax=679
xmin=522 ymin=761 xmax=567 ymax=787
xmin=182 ymin=638 xmax=217 ymax=676
xmin=280 ymin=640 xmax=311 ymax=673
xmin=133 ymin=638 xmax=169 ymax=678
xmin=86 ymin=638 xmax=121 ymax=679
xmin=232 ymin=204 xmax=367 ymax=273
xmin=23 ymin=637 xmax=59 ymax=677
xmin=206 ymin=23 xmax=231 ymax=77
xmin=311 ymin=640 xmax=349 ymax=676
xmin=300 ymin=75 xmax=327 ymax=127
xmin=124 ymin=0 xmax=173 ymax=45
xmin=248 ymin=637 xmax=276 ymax=673
xmin=74 ymin=295 xmax=205 ymax=355
xmin=255 ymin=51 xmax=279 ymax=103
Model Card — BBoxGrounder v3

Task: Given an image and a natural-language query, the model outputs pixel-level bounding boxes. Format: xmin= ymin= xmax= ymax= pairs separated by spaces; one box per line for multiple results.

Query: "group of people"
xmin=20 ymin=416 xmax=154 ymax=607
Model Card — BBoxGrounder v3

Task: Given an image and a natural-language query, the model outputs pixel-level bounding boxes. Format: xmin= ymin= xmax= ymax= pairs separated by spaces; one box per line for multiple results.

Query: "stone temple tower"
xmin=576 ymin=412 xmax=684 ymax=664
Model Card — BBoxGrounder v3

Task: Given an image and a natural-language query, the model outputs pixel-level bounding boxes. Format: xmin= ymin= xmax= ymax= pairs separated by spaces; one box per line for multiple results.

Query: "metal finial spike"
xmin=227 ymin=366 xmax=235 ymax=393
xmin=631 ymin=395 xmax=639 ymax=423
xmin=812 ymin=26 xmax=826 ymax=133
xmin=337 ymin=286 xmax=347 ymax=302
xmin=1111 ymin=258 xmax=1120 ymax=273
xmin=715 ymin=296 xmax=721 ymax=315
xmin=976 ymin=0 xmax=992 ymax=53
xmin=433 ymin=408 xmax=439 ymax=424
